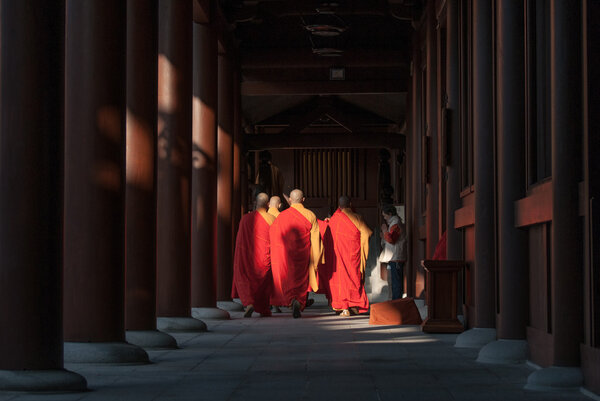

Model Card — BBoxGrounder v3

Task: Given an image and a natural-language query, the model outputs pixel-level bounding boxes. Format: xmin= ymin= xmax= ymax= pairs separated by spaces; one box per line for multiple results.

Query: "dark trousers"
xmin=389 ymin=261 xmax=404 ymax=300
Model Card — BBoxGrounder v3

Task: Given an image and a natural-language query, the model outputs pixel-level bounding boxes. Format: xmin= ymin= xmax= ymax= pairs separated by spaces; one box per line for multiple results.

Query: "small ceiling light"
xmin=329 ymin=67 xmax=345 ymax=80
xmin=305 ymin=24 xmax=346 ymax=37
xmin=312 ymin=48 xmax=344 ymax=57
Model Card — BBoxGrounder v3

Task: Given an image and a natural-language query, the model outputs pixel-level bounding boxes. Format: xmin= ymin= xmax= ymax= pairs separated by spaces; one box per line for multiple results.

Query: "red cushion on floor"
xmin=369 ymin=298 xmax=423 ymax=325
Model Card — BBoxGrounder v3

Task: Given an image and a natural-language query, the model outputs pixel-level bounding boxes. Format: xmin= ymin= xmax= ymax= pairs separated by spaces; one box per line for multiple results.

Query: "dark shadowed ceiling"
xmin=219 ymin=0 xmax=419 ymax=138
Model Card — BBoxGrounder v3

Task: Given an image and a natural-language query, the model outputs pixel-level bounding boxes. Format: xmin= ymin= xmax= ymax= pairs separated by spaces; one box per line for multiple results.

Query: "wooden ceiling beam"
xmin=241 ymin=49 xmax=409 ymax=68
xmin=232 ymin=1 xmax=413 ymax=19
xmin=245 ymin=132 xmax=405 ymax=150
xmin=241 ymin=80 xmax=408 ymax=96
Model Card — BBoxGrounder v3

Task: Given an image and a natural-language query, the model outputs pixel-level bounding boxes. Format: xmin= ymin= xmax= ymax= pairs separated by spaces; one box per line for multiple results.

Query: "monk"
xmin=315 ymin=218 xmax=334 ymax=305
xmin=329 ymin=196 xmax=373 ymax=317
xmin=232 ymin=193 xmax=276 ymax=318
xmin=270 ymin=189 xmax=323 ymax=318
xmin=267 ymin=196 xmax=281 ymax=218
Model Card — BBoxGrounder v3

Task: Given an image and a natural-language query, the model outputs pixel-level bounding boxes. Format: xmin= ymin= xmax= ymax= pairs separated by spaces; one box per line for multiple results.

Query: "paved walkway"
xmin=2 ymin=305 xmax=591 ymax=401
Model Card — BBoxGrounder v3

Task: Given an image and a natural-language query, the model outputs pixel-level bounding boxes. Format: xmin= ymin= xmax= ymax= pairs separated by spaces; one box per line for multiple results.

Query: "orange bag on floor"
xmin=369 ymin=297 xmax=423 ymax=325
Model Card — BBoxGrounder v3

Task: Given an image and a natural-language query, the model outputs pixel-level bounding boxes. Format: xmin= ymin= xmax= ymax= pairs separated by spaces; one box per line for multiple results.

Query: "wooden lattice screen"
xmin=294 ymin=149 xmax=367 ymax=206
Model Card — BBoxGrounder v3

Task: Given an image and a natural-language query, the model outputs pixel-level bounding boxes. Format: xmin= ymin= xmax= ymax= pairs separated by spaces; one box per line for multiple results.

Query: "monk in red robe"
xmin=232 ymin=193 xmax=276 ymax=317
xmin=316 ymin=218 xmax=334 ymax=305
xmin=329 ymin=196 xmax=373 ymax=317
xmin=270 ymin=189 xmax=323 ymax=318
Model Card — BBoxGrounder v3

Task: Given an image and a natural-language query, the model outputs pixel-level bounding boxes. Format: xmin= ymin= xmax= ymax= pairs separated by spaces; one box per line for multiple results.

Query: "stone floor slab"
xmin=3 ymin=305 xmax=593 ymax=401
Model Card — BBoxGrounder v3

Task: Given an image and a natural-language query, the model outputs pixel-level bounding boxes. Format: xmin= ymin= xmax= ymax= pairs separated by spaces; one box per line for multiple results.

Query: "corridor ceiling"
xmin=218 ymin=0 xmax=419 ymax=137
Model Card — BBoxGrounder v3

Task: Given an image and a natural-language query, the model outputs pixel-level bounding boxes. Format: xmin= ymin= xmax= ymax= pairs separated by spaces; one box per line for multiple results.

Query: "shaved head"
xmin=255 ymin=192 xmax=269 ymax=209
xmin=338 ymin=195 xmax=351 ymax=209
xmin=289 ymin=189 xmax=304 ymax=204
xmin=269 ymin=196 xmax=281 ymax=208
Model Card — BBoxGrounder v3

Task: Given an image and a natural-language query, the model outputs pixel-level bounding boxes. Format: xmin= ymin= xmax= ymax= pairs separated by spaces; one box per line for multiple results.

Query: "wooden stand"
xmin=420 ymin=260 xmax=465 ymax=333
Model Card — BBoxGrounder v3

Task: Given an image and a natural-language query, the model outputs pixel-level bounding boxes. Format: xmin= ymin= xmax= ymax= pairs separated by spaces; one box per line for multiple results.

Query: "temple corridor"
xmin=2 ymin=303 xmax=591 ymax=401
xmin=1 ymin=0 xmax=599 ymax=398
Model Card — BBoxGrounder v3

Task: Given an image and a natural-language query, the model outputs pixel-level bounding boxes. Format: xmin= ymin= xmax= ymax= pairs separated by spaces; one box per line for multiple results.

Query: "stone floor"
xmin=2 ymin=305 xmax=592 ymax=401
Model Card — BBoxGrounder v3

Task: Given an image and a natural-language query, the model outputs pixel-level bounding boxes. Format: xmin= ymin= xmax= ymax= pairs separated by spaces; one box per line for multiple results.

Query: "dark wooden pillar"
xmin=0 ymin=0 xmax=86 ymax=390
xmin=471 ymin=0 xmax=496 ymax=330
xmin=444 ymin=0 xmax=463 ymax=261
xmin=478 ymin=0 xmax=528 ymax=364
xmin=407 ymin=35 xmax=420 ymax=299
xmin=455 ymin=0 xmax=497 ymax=349
xmin=425 ymin=1 xmax=440 ymax=259
xmin=216 ymin=54 xmax=239 ymax=310
xmin=232 ymin=68 xmax=243 ymax=256
xmin=191 ymin=23 xmax=230 ymax=320
xmin=527 ymin=1 xmax=585 ymax=390
xmin=581 ymin=0 xmax=600 ymax=394
xmin=125 ymin=0 xmax=176 ymax=349
xmin=548 ymin=0 xmax=584 ymax=369
xmin=156 ymin=0 xmax=206 ymax=332
xmin=63 ymin=0 xmax=148 ymax=363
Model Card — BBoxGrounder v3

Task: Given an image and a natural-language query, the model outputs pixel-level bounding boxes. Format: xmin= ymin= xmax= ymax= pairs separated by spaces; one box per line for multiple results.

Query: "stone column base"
xmin=192 ymin=307 xmax=230 ymax=320
xmin=525 ymin=366 xmax=583 ymax=391
xmin=455 ymin=328 xmax=497 ymax=348
xmin=64 ymin=342 xmax=149 ymax=365
xmin=217 ymin=300 xmax=244 ymax=312
xmin=125 ymin=330 xmax=178 ymax=350
xmin=477 ymin=339 xmax=528 ymax=364
xmin=156 ymin=317 xmax=207 ymax=332
xmin=0 ymin=369 xmax=87 ymax=392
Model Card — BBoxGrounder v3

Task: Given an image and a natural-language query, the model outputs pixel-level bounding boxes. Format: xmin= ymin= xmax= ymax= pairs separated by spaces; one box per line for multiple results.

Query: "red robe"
xmin=231 ymin=210 xmax=274 ymax=314
xmin=432 ymin=231 xmax=447 ymax=260
xmin=270 ymin=204 xmax=322 ymax=308
xmin=316 ymin=219 xmax=334 ymax=303
xmin=328 ymin=209 xmax=371 ymax=313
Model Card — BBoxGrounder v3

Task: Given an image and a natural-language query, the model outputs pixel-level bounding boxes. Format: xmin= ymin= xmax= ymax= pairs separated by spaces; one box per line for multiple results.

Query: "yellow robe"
xmin=290 ymin=203 xmax=324 ymax=291
xmin=257 ymin=208 xmax=276 ymax=225
xmin=267 ymin=207 xmax=280 ymax=218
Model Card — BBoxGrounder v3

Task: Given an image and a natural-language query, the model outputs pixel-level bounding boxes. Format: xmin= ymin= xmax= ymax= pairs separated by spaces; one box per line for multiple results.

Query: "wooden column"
xmin=494 ymin=0 xmax=528 ymax=340
xmin=445 ymin=0 xmax=463 ymax=261
xmin=528 ymin=0 xmax=589 ymax=390
xmin=125 ymin=0 xmax=176 ymax=349
xmin=63 ymin=0 xmax=148 ymax=363
xmin=232 ymin=68 xmax=243 ymax=254
xmin=191 ymin=23 xmax=230 ymax=320
xmin=478 ymin=0 xmax=528 ymax=364
xmin=581 ymin=0 xmax=600 ymax=394
xmin=216 ymin=54 xmax=239 ymax=309
xmin=472 ymin=0 xmax=496 ymax=330
xmin=425 ymin=1 xmax=440 ymax=258
xmin=156 ymin=0 xmax=206 ymax=332
xmin=549 ymin=0 xmax=583 ymax=367
xmin=0 ymin=0 xmax=86 ymax=390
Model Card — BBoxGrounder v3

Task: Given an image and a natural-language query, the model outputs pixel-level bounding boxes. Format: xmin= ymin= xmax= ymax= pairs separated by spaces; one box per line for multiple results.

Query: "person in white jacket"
xmin=380 ymin=205 xmax=406 ymax=300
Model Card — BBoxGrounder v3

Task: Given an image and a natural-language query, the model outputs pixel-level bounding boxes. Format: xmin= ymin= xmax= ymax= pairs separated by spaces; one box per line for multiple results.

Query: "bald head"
xmin=269 ymin=196 xmax=281 ymax=209
xmin=255 ymin=192 xmax=269 ymax=209
xmin=338 ymin=195 xmax=351 ymax=209
xmin=289 ymin=189 xmax=304 ymax=204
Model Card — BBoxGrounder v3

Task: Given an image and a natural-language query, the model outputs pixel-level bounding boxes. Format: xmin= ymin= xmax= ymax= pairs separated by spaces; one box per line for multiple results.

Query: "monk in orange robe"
xmin=270 ymin=189 xmax=323 ymax=318
xmin=232 ymin=193 xmax=276 ymax=317
xmin=267 ymin=196 xmax=281 ymax=218
xmin=329 ymin=196 xmax=373 ymax=316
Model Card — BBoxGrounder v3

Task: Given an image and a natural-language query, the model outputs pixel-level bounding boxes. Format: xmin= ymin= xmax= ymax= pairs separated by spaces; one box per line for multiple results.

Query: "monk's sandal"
xmin=291 ymin=299 xmax=301 ymax=319
xmin=340 ymin=309 xmax=350 ymax=317
xmin=244 ymin=305 xmax=254 ymax=318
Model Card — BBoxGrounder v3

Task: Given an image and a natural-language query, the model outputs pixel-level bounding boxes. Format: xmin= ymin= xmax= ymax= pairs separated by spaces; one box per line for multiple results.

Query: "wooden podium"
xmin=420 ymin=260 xmax=465 ymax=333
